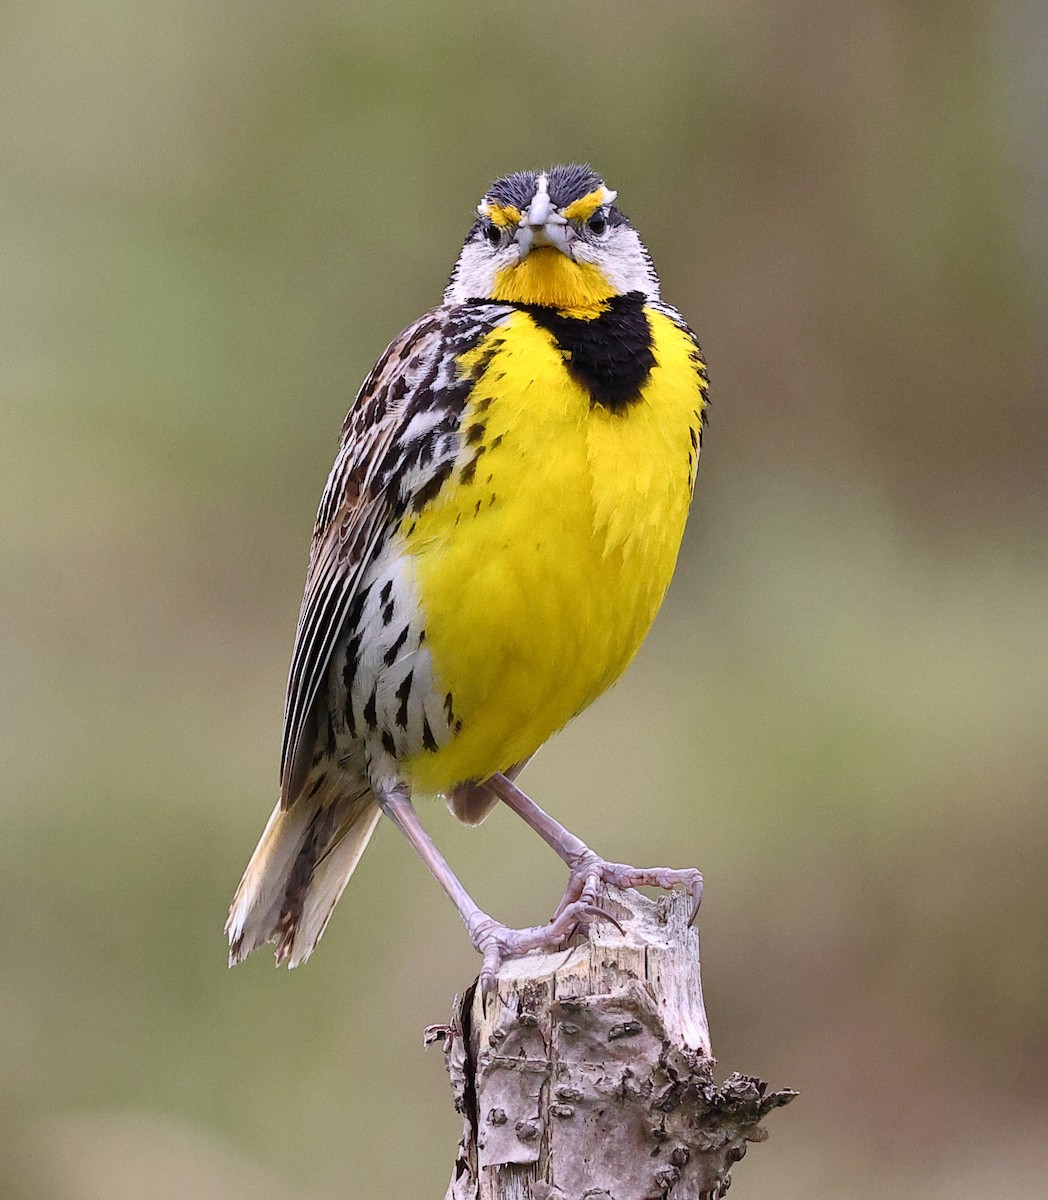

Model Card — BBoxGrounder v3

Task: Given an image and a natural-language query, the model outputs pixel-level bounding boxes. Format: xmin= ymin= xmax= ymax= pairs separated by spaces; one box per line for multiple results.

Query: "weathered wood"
xmin=437 ymin=885 xmax=795 ymax=1200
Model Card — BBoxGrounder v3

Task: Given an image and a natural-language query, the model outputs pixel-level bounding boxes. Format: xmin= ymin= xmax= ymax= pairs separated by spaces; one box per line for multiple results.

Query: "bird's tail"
xmin=226 ymin=771 xmax=381 ymax=969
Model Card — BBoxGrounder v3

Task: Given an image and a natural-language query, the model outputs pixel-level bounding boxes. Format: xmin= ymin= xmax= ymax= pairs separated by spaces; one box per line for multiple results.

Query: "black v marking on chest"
xmin=516 ymin=291 xmax=655 ymax=411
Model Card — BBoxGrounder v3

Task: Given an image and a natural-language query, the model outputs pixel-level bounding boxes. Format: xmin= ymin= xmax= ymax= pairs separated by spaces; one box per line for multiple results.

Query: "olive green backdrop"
xmin=2 ymin=2 xmax=1044 ymax=1197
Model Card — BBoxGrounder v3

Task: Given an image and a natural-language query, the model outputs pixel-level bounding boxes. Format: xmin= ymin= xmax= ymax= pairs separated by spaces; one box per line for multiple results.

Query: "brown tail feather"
xmin=226 ymin=771 xmax=380 ymax=968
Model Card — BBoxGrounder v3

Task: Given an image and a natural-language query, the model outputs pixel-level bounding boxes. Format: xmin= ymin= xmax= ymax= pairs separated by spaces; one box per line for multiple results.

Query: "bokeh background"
xmin=2 ymin=2 xmax=1045 ymax=1197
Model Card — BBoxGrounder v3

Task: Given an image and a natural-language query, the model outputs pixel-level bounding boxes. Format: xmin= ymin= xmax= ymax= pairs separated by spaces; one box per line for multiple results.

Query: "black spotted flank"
xmin=395 ymin=670 xmax=413 ymax=729
xmin=382 ymin=624 xmax=410 ymax=667
xmin=518 ymin=291 xmax=655 ymax=411
xmin=409 ymin=458 xmax=454 ymax=513
xmin=363 ymin=689 xmax=378 ymax=731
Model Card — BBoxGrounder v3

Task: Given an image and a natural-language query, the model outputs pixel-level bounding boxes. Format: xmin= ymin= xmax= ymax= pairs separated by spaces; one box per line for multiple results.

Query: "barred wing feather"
xmin=277 ymin=303 xmax=509 ymax=807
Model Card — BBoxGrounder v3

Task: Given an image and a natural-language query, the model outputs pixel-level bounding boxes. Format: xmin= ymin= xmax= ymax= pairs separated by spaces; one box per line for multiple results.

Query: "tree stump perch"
xmin=435 ymin=885 xmax=795 ymax=1200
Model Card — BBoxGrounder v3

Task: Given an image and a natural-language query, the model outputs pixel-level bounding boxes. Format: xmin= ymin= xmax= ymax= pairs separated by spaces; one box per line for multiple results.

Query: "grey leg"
xmin=376 ymin=784 xmax=611 ymax=993
xmin=488 ymin=773 xmax=704 ymax=920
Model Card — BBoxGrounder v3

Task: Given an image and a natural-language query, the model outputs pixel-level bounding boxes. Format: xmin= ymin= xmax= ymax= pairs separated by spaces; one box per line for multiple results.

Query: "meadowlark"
xmin=227 ymin=165 xmax=709 ymax=986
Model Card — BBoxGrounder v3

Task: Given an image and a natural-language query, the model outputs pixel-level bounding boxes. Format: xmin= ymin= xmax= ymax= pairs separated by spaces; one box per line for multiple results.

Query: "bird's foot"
xmin=467 ymin=900 xmax=617 ymax=999
xmin=555 ymin=852 xmax=704 ymax=924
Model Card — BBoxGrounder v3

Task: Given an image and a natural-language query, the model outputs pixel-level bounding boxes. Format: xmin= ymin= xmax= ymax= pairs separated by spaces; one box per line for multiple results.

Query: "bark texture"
xmin=438 ymin=885 xmax=795 ymax=1200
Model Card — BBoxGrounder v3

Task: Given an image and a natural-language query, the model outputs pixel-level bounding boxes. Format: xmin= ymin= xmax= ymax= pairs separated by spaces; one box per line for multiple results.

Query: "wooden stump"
xmin=436 ymin=885 xmax=795 ymax=1200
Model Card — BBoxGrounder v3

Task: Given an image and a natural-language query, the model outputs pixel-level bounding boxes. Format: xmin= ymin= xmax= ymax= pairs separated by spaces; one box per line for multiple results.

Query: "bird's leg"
xmin=488 ymin=773 xmax=704 ymax=921
xmin=376 ymin=784 xmax=612 ymax=994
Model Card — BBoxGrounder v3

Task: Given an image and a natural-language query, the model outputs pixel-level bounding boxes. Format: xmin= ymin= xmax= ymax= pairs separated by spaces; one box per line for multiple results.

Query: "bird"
xmin=226 ymin=164 xmax=709 ymax=988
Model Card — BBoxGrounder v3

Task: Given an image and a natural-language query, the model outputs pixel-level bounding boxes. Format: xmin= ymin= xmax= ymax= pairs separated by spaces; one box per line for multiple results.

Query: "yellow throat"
xmin=490 ymin=247 xmax=616 ymax=309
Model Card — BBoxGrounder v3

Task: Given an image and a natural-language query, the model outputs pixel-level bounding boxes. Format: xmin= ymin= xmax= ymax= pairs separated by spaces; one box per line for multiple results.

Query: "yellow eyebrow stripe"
xmin=480 ymin=201 xmax=521 ymax=228
xmin=561 ymin=188 xmax=608 ymax=221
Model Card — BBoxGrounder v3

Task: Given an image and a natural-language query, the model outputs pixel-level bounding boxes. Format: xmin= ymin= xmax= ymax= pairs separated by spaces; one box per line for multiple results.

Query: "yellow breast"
xmin=401 ymin=307 xmax=705 ymax=793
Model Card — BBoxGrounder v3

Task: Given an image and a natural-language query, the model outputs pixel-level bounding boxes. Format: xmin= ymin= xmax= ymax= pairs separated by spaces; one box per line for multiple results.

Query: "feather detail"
xmin=226 ymin=767 xmax=380 ymax=968
xmin=278 ymin=302 xmax=513 ymax=809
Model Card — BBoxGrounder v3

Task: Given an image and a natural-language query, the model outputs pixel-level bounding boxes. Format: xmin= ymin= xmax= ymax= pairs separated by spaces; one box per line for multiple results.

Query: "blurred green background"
xmin=2 ymin=2 xmax=1045 ymax=1197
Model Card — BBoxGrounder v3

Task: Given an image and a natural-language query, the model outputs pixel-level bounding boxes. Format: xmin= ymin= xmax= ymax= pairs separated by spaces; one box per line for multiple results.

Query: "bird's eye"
xmin=483 ymin=222 xmax=502 ymax=247
xmin=587 ymin=211 xmax=607 ymax=236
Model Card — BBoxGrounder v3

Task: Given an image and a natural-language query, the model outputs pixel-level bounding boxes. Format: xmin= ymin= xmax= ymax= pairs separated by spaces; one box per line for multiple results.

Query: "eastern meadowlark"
xmin=227 ymin=165 xmax=709 ymax=986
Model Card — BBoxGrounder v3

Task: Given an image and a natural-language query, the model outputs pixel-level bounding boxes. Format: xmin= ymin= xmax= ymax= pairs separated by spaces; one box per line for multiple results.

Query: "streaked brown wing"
xmin=278 ymin=302 xmax=509 ymax=807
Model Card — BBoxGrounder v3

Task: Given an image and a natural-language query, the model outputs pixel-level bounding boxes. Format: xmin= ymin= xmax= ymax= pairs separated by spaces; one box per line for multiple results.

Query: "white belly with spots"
xmin=327 ymin=547 xmax=454 ymax=776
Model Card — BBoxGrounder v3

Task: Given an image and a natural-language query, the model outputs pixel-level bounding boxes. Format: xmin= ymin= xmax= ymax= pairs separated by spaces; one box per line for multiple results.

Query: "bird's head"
xmin=444 ymin=164 xmax=660 ymax=310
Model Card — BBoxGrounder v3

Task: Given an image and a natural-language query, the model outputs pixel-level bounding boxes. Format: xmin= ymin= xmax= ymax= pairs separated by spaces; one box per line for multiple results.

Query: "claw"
xmin=579 ymin=902 xmax=624 ymax=935
xmin=465 ymin=864 xmax=699 ymax=1000
xmin=556 ymin=855 xmax=704 ymax=927
xmin=552 ymin=870 xmax=588 ymax=919
xmin=467 ymin=897 xmax=615 ymax=996
xmin=479 ymin=945 xmax=501 ymax=1008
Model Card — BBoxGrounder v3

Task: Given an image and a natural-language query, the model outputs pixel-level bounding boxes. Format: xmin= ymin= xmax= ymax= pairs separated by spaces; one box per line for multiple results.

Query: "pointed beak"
xmin=514 ymin=196 xmax=572 ymax=261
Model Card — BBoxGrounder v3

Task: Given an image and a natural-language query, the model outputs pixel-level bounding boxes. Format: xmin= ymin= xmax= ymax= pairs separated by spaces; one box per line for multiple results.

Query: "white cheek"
xmin=444 ymin=243 xmax=513 ymax=303
xmin=574 ymin=229 xmax=660 ymax=298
